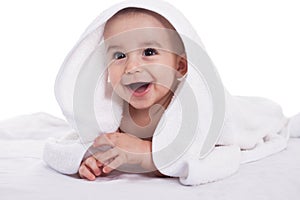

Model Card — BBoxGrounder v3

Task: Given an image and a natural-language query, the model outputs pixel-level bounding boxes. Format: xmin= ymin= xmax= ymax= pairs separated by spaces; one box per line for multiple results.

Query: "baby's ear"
xmin=176 ymin=53 xmax=187 ymax=76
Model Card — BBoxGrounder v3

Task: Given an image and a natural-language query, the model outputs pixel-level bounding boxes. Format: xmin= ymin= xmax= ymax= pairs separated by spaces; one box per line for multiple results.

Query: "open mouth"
xmin=126 ymin=82 xmax=151 ymax=93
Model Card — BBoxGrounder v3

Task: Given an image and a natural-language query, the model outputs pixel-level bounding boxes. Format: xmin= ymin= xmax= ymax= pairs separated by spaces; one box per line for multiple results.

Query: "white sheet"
xmin=1 ymin=113 xmax=299 ymax=200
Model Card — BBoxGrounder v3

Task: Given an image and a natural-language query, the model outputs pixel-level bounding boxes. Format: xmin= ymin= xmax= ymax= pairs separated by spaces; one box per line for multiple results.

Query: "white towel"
xmin=43 ymin=0 xmax=300 ymax=185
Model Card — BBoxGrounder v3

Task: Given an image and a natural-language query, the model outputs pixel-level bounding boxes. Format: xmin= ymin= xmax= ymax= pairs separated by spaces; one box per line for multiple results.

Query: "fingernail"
xmin=103 ymin=168 xmax=108 ymax=173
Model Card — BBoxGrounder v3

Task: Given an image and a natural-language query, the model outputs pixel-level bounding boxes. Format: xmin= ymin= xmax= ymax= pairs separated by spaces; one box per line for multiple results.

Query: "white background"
xmin=0 ymin=0 xmax=299 ymax=121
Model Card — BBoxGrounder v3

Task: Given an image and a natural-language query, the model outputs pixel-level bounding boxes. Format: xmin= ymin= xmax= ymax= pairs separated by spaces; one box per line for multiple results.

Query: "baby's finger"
xmin=94 ymin=148 xmax=119 ymax=164
xmin=103 ymin=155 xmax=124 ymax=174
xmin=96 ymin=160 xmax=103 ymax=167
xmin=85 ymin=157 xmax=101 ymax=176
xmin=78 ymin=165 xmax=96 ymax=181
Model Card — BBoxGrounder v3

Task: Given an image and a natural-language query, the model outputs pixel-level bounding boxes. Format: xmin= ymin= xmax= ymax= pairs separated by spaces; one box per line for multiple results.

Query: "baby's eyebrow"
xmin=106 ymin=45 xmax=121 ymax=53
xmin=105 ymin=41 xmax=163 ymax=53
xmin=141 ymin=41 xmax=162 ymax=48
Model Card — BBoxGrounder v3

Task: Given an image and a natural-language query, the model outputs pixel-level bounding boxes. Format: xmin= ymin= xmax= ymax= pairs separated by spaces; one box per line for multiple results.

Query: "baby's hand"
xmin=78 ymin=156 xmax=103 ymax=181
xmin=92 ymin=132 xmax=153 ymax=174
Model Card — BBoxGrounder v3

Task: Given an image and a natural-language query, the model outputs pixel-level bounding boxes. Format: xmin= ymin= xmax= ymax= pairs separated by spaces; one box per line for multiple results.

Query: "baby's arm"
xmin=93 ymin=131 xmax=155 ymax=172
xmin=81 ymin=131 xmax=163 ymax=178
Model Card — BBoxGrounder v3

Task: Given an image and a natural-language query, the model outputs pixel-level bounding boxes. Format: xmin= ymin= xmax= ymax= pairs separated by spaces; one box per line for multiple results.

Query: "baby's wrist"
xmin=139 ymin=140 xmax=155 ymax=171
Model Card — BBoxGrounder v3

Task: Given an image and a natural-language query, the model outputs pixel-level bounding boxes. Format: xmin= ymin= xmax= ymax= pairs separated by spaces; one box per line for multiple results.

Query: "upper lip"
xmin=126 ymin=82 xmax=151 ymax=91
xmin=125 ymin=81 xmax=151 ymax=86
xmin=121 ymin=71 xmax=154 ymax=86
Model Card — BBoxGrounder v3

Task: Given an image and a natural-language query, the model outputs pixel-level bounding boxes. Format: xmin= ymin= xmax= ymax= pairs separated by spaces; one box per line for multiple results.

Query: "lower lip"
xmin=129 ymin=83 xmax=152 ymax=97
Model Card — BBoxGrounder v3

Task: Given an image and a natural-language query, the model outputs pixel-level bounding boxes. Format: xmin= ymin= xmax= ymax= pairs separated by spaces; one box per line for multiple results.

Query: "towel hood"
xmin=54 ymin=0 xmax=226 ymax=174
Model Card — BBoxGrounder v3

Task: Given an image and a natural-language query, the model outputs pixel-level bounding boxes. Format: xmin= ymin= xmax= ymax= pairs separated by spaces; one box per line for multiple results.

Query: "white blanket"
xmin=1 ymin=113 xmax=300 ymax=199
xmin=42 ymin=0 xmax=300 ymax=185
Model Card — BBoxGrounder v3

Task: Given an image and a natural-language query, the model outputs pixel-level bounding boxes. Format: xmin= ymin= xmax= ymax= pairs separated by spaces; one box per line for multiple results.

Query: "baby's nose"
xmin=124 ymin=54 xmax=142 ymax=74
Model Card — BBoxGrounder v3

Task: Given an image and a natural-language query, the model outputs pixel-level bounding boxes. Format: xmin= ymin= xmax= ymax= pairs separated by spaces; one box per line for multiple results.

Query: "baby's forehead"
xmin=103 ymin=28 xmax=183 ymax=54
xmin=103 ymin=8 xmax=177 ymax=40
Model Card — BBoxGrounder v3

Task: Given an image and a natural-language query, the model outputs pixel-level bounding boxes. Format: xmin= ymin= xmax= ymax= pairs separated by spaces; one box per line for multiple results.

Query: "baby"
xmin=78 ymin=8 xmax=187 ymax=180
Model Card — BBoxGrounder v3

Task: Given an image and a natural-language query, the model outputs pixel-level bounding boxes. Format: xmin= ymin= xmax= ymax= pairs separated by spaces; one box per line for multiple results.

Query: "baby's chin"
xmin=127 ymin=101 xmax=154 ymax=110
xmin=112 ymin=91 xmax=153 ymax=109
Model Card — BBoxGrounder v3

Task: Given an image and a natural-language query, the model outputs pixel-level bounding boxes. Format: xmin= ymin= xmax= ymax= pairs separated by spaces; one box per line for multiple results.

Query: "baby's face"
xmin=103 ymin=12 xmax=186 ymax=109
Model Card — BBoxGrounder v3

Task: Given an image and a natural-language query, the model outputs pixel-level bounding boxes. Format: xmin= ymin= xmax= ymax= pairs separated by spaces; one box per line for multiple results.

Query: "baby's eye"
xmin=113 ymin=52 xmax=126 ymax=60
xmin=143 ymin=48 xmax=158 ymax=56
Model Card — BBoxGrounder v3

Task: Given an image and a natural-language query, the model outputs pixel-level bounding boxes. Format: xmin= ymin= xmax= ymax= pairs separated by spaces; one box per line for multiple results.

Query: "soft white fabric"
xmin=0 ymin=112 xmax=72 ymax=140
xmin=42 ymin=0 xmax=300 ymax=185
xmin=1 ymin=113 xmax=300 ymax=199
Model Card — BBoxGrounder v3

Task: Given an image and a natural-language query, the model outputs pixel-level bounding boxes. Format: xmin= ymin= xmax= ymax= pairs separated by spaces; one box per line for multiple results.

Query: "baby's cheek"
xmin=154 ymin=84 xmax=172 ymax=96
xmin=108 ymin=71 xmax=122 ymax=85
xmin=150 ymin=68 xmax=177 ymax=89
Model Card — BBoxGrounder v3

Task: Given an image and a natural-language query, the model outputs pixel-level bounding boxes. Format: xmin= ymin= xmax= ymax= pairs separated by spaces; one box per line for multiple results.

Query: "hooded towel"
xmin=43 ymin=0 xmax=300 ymax=185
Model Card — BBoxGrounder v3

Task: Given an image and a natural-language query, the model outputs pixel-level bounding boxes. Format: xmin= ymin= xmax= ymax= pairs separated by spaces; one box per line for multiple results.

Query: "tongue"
xmin=135 ymin=84 xmax=148 ymax=93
